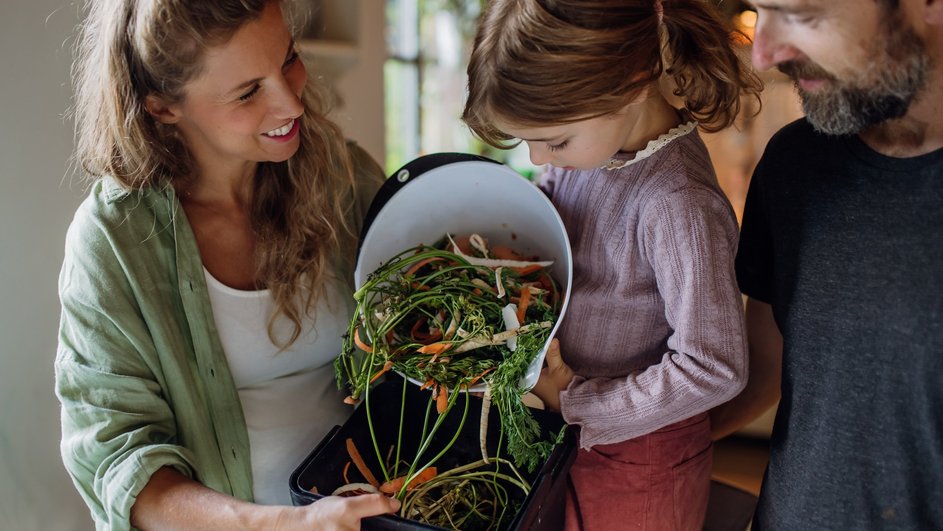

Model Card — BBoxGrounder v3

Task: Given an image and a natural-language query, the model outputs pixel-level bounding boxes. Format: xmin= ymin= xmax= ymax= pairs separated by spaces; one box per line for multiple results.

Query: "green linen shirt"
xmin=55 ymin=145 xmax=383 ymax=530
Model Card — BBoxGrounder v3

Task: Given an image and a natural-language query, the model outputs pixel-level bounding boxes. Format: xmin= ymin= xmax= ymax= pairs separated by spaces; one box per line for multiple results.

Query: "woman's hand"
xmin=530 ymin=339 xmax=574 ymax=412
xmin=275 ymin=494 xmax=400 ymax=530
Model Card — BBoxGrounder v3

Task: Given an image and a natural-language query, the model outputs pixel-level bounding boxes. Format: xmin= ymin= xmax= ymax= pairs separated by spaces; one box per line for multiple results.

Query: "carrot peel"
xmin=370 ymin=360 xmax=394 ymax=383
xmin=404 ymin=256 xmax=442 ymax=277
xmin=516 ymin=287 xmax=531 ymax=323
xmin=379 ymin=467 xmax=439 ymax=494
xmin=436 ymin=385 xmax=449 ymax=414
xmin=467 ymin=367 xmax=496 ymax=387
xmin=512 ymin=264 xmax=543 ymax=276
xmin=345 ymin=438 xmax=379 ymax=487
xmin=353 ymin=327 xmax=373 ymax=353
xmin=417 ymin=342 xmax=452 ymax=355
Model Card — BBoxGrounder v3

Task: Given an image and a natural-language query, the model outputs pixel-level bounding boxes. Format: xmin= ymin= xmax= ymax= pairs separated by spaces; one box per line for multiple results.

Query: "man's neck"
xmin=859 ymin=43 xmax=943 ymax=157
xmin=860 ymin=106 xmax=943 ymax=158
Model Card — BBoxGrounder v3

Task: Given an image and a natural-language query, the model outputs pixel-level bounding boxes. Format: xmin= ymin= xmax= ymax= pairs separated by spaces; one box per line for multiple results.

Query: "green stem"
xmin=397 ymin=387 xmax=469 ymax=499
xmin=394 ymin=377 xmax=407 ymax=478
xmin=363 ymin=353 xmax=389 ymax=482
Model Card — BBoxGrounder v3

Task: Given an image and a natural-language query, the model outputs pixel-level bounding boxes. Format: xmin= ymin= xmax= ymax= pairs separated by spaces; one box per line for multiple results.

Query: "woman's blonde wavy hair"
xmin=71 ymin=0 xmax=361 ymax=348
xmin=463 ymin=0 xmax=763 ymax=146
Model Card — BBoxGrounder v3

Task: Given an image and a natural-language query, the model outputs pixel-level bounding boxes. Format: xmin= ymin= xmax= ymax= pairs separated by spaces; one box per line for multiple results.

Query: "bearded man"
xmin=710 ymin=0 xmax=943 ymax=528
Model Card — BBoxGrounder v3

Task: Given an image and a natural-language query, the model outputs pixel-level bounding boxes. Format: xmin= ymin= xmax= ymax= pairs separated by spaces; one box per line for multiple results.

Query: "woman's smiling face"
xmin=152 ymin=1 xmax=307 ymax=176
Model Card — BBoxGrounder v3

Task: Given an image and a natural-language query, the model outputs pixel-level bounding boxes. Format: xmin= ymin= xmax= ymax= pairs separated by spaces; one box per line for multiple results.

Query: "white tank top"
xmin=203 ymin=268 xmax=353 ymax=505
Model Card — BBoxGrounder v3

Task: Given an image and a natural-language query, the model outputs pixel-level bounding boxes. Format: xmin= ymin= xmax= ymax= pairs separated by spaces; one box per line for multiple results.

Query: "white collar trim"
xmin=600 ymin=120 xmax=698 ymax=171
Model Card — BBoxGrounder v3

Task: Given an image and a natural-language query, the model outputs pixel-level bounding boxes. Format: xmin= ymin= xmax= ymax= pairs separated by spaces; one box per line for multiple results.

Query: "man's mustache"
xmin=777 ymin=60 xmax=837 ymax=83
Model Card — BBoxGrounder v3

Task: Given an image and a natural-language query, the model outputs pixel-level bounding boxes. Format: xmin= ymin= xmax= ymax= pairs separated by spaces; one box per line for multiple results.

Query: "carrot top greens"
xmin=334 ymin=235 xmax=564 ymax=473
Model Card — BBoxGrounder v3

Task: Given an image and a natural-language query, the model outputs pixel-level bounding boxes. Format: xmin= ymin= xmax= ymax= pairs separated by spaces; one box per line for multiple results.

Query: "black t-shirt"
xmin=737 ymin=119 xmax=943 ymax=530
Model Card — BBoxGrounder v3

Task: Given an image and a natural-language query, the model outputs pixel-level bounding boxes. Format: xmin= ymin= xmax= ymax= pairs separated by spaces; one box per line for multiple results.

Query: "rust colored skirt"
xmin=564 ymin=412 xmax=712 ymax=531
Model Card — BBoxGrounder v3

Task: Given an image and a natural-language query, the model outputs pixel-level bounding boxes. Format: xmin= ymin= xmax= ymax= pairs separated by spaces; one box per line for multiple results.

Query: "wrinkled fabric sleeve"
xmin=560 ymin=188 xmax=748 ymax=448
xmin=56 ymin=205 xmax=197 ymax=530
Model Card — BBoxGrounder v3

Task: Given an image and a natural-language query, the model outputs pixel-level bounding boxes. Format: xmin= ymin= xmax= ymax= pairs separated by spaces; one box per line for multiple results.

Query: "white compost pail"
xmin=354 ymin=153 xmax=573 ymax=392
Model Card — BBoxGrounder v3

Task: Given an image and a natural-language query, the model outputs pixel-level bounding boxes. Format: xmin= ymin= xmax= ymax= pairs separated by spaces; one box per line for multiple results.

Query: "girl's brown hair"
xmin=71 ymin=0 xmax=361 ymax=347
xmin=462 ymin=0 xmax=762 ymax=145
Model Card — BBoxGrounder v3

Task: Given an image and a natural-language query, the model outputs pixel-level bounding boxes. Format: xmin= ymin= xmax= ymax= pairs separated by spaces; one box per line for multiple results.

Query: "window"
xmin=384 ymin=0 xmax=532 ymax=176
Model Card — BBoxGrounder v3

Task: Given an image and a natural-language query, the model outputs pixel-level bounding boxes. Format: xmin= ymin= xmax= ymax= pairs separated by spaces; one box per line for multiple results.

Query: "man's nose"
xmin=751 ymin=17 xmax=801 ymax=71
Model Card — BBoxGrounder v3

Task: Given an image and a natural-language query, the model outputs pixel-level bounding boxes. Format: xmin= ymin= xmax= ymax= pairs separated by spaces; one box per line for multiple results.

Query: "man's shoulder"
xmin=755 ymin=118 xmax=852 ymax=179
xmin=765 ymin=118 xmax=824 ymax=152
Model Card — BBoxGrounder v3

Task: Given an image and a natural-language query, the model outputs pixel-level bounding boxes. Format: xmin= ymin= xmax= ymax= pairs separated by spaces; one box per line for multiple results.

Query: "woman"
xmin=56 ymin=0 xmax=398 ymax=528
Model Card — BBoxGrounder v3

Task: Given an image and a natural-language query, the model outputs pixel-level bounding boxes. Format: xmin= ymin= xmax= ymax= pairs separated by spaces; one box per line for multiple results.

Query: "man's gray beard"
xmin=797 ymin=28 xmax=930 ymax=136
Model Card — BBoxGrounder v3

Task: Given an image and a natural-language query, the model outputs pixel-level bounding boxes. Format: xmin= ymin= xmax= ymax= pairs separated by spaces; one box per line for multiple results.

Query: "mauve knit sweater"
xmin=540 ymin=125 xmax=748 ymax=450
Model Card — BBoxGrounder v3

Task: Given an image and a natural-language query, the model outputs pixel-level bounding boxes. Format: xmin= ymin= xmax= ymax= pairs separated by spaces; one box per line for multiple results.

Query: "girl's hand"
xmin=274 ymin=494 xmax=400 ymax=530
xmin=531 ymin=339 xmax=573 ymax=412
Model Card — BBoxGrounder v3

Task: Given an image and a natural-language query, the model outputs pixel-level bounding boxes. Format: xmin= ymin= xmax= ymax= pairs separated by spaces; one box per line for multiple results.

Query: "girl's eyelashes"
xmin=238 ymin=84 xmax=261 ymax=102
xmin=547 ymin=140 xmax=569 ymax=152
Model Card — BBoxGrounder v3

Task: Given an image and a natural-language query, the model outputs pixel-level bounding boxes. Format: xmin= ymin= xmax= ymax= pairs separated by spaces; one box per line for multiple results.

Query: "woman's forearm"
xmin=131 ymin=467 xmax=281 ymax=530
xmin=131 ymin=466 xmax=400 ymax=530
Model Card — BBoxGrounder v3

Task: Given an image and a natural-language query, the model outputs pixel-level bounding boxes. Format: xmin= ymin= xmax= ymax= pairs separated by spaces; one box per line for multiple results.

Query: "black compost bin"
xmin=288 ymin=377 xmax=575 ymax=531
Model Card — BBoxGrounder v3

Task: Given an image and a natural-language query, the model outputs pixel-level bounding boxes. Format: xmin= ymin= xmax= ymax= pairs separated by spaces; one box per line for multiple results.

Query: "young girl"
xmin=56 ymin=0 xmax=398 ymax=528
xmin=463 ymin=0 xmax=760 ymax=529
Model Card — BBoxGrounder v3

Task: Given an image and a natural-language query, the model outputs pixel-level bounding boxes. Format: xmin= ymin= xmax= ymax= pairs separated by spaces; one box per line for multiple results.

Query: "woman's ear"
xmin=144 ymin=94 xmax=181 ymax=124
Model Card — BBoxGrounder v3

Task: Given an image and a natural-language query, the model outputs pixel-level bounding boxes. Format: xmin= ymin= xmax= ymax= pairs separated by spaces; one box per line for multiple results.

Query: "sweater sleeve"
xmin=55 ymin=200 xmax=198 ymax=530
xmin=559 ymin=187 xmax=748 ymax=448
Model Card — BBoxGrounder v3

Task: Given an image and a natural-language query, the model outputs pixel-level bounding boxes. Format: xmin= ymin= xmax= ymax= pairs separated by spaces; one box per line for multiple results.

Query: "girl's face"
xmin=493 ymin=108 xmax=642 ymax=171
xmin=151 ymin=1 xmax=306 ymax=178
